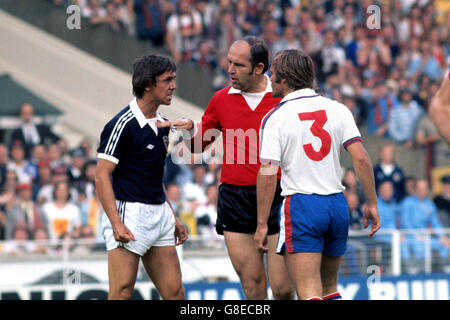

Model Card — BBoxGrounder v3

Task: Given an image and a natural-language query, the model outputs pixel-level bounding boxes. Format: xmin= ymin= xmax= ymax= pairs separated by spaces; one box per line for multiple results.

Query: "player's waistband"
xmin=220 ymin=181 xmax=281 ymax=191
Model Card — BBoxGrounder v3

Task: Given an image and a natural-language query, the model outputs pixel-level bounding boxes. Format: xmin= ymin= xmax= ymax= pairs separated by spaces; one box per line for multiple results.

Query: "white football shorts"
xmin=102 ymin=200 xmax=176 ymax=256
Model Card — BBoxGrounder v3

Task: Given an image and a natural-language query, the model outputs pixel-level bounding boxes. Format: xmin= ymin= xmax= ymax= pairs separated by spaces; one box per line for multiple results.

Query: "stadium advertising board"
xmin=0 ymin=274 xmax=448 ymax=300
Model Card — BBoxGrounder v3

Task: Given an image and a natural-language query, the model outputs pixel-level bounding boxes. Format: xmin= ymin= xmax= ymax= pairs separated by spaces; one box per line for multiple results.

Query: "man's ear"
xmin=254 ymin=62 xmax=265 ymax=75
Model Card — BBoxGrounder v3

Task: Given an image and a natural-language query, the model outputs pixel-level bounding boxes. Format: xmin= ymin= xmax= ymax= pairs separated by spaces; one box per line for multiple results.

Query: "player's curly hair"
xmin=271 ymin=49 xmax=315 ymax=90
xmin=132 ymin=54 xmax=177 ymax=99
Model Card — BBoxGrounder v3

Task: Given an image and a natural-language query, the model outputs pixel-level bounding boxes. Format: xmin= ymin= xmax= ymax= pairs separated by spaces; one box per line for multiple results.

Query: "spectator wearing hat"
xmin=434 ymin=175 xmax=450 ymax=228
xmin=67 ymin=147 xmax=87 ymax=185
xmin=5 ymin=182 xmax=46 ymax=240
xmin=388 ymin=89 xmax=423 ymax=147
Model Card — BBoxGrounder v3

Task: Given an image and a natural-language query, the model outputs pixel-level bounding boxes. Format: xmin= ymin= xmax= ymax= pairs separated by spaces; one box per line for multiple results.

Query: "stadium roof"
xmin=0 ymin=73 xmax=62 ymax=117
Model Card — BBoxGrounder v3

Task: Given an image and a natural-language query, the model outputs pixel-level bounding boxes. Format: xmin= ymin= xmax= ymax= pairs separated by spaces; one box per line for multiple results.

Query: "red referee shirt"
xmin=190 ymin=84 xmax=281 ymax=186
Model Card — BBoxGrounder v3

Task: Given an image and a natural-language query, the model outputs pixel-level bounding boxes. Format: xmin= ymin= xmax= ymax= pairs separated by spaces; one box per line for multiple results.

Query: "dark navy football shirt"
xmin=97 ymin=99 xmax=170 ymax=204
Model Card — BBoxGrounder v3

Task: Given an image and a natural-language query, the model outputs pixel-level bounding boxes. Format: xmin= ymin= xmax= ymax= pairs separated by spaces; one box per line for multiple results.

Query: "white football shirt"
xmin=259 ymin=88 xmax=361 ymax=196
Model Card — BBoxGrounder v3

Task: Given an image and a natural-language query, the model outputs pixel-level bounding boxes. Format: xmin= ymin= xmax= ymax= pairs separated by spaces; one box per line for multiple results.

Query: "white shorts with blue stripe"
xmin=102 ymin=200 xmax=176 ymax=256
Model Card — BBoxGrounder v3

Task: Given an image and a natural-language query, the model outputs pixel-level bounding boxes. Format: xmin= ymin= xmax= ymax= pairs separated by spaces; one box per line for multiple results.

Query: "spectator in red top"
xmin=158 ymin=36 xmax=294 ymax=300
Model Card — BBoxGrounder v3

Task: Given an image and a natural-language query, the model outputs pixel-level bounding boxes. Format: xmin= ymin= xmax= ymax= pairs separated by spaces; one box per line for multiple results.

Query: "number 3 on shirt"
xmin=298 ymin=110 xmax=331 ymax=161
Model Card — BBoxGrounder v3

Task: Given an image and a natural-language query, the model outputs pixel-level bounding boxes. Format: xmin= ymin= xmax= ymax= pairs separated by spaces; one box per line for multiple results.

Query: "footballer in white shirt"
xmin=254 ymin=49 xmax=381 ymax=300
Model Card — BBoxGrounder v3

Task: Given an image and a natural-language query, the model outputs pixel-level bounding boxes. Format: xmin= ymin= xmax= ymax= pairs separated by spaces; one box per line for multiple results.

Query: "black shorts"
xmin=215 ymin=182 xmax=283 ymax=235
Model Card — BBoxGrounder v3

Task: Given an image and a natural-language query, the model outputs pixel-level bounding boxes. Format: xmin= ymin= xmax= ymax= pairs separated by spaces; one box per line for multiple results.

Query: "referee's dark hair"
xmin=242 ymin=36 xmax=269 ymax=74
xmin=272 ymin=49 xmax=315 ymax=90
xmin=132 ymin=54 xmax=177 ymax=99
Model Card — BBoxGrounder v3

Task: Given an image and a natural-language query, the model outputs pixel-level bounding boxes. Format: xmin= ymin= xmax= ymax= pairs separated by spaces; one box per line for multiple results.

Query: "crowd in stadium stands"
xmin=5 ymin=0 xmax=446 ymax=273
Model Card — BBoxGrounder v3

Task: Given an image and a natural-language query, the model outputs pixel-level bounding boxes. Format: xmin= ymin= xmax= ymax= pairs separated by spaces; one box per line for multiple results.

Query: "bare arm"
xmin=254 ymin=163 xmax=279 ymax=251
xmin=429 ymin=74 xmax=450 ymax=144
xmin=95 ymin=158 xmax=135 ymax=242
xmin=346 ymin=142 xmax=381 ymax=237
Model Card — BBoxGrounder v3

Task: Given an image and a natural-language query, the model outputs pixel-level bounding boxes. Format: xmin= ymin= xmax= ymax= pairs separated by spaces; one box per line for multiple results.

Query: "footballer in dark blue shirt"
xmin=95 ymin=54 xmax=188 ymax=300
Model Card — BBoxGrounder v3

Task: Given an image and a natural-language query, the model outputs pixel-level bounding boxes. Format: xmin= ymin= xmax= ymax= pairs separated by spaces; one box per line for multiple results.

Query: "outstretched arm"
xmin=429 ymin=73 xmax=450 ymax=144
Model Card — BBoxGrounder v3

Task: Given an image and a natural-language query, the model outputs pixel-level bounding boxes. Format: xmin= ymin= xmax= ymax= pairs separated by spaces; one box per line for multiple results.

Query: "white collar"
xmin=129 ymin=98 xmax=164 ymax=129
xmin=228 ymin=75 xmax=272 ymax=95
xmin=280 ymin=88 xmax=317 ymax=103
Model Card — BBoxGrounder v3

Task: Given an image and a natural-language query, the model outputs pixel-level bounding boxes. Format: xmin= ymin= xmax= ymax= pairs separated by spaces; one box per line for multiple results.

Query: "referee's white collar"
xmin=280 ymin=88 xmax=317 ymax=103
xmin=228 ymin=75 xmax=272 ymax=95
xmin=130 ymin=98 xmax=164 ymax=128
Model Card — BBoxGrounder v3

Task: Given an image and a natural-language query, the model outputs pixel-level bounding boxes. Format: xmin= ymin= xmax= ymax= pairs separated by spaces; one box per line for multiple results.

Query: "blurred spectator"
xmin=260 ymin=18 xmax=280 ymax=55
xmin=204 ymin=156 xmax=221 ymax=185
xmin=415 ymin=112 xmax=450 ymax=168
xmin=81 ymin=0 xmax=108 ymax=24
xmin=346 ymin=191 xmax=363 ymax=230
xmin=47 ymin=143 xmax=68 ymax=173
xmin=373 ymin=144 xmax=406 ymax=203
xmin=214 ymin=9 xmax=243 ymax=56
xmin=0 ymin=144 xmax=8 ymax=191
xmin=357 ymin=30 xmax=392 ymax=80
xmin=67 ymin=147 xmax=87 ymax=185
xmin=10 ymin=103 xmax=60 ymax=160
xmin=345 ymin=24 xmax=366 ymax=68
xmin=2 ymin=222 xmax=31 ymax=255
xmin=132 ymin=0 xmax=167 ymax=46
xmin=234 ymin=0 xmax=258 ymax=36
xmin=366 ymin=81 xmax=398 ymax=137
xmin=212 ymin=54 xmax=231 ymax=91
xmin=41 ymin=181 xmax=81 ymax=240
xmin=271 ymin=24 xmax=301 ymax=57
xmin=7 ymin=144 xmax=35 ymax=184
xmin=317 ymin=29 xmax=346 ymax=84
xmin=194 ymin=0 xmax=215 ymax=39
xmin=79 ymin=138 xmax=94 ymax=159
xmin=397 ymin=4 xmax=424 ymax=44
xmin=29 ymin=145 xmax=48 ymax=180
xmin=342 ymin=168 xmax=365 ymax=204
xmin=189 ymin=40 xmax=217 ymax=71
xmin=78 ymin=188 xmax=104 ymax=240
xmin=399 ymin=179 xmax=450 ymax=273
xmin=37 ymin=169 xmax=78 ymax=206
xmin=104 ymin=0 xmax=134 ymax=33
xmin=342 ymin=94 xmax=362 ymax=126
xmin=29 ymin=227 xmax=50 ymax=254
xmin=434 ymin=175 xmax=450 ymax=228
xmin=34 ymin=161 xmax=52 ymax=201
xmin=387 ymin=89 xmax=423 ymax=147
xmin=74 ymin=159 xmax=96 ymax=200
xmin=181 ymin=164 xmax=207 ymax=204
xmin=404 ymin=176 xmax=416 ymax=198
xmin=194 ymin=184 xmax=218 ymax=239
xmin=373 ymin=180 xmax=399 ymax=245
xmin=407 ymin=40 xmax=442 ymax=82
xmin=166 ymin=0 xmax=203 ymax=63
xmin=166 ymin=182 xmax=182 ymax=214
xmin=5 ymin=182 xmax=47 ymax=240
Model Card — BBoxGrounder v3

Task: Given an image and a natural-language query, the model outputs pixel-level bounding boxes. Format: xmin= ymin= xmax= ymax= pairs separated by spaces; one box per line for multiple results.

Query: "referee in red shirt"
xmin=159 ymin=36 xmax=294 ymax=300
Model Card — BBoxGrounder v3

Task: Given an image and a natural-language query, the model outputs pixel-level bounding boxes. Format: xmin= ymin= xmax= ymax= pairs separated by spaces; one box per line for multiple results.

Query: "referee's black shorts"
xmin=215 ymin=182 xmax=283 ymax=235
